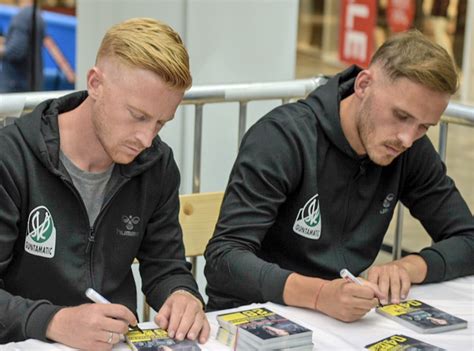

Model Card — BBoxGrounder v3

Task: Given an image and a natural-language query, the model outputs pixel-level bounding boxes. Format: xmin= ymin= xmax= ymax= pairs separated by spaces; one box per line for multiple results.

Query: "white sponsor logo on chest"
xmin=25 ymin=205 xmax=56 ymax=258
xmin=293 ymin=194 xmax=322 ymax=239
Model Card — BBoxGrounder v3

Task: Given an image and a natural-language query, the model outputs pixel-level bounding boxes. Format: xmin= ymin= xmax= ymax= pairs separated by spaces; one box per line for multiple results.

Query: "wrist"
xmin=313 ymin=281 xmax=329 ymax=311
xmin=45 ymin=307 xmax=66 ymax=343
xmin=283 ymin=273 xmax=328 ymax=309
xmin=396 ymin=255 xmax=428 ymax=283
xmin=171 ymin=289 xmax=204 ymax=310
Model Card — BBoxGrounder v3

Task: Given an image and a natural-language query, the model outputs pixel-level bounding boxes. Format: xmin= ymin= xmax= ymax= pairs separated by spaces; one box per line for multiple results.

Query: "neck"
xmin=340 ymin=94 xmax=366 ymax=155
xmin=58 ymin=97 xmax=114 ymax=173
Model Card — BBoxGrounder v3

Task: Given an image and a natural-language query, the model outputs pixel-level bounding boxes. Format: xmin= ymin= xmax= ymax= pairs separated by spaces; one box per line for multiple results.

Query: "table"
xmin=2 ymin=276 xmax=472 ymax=350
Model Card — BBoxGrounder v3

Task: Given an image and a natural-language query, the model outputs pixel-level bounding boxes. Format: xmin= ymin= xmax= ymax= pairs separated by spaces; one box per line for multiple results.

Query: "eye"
xmin=395 ymin=111 xmax=408 ymax=121
xmin=419 ymin=124 xmax=429 ymax=132
xmin=129 ymin=109 xmax=146 ymax=121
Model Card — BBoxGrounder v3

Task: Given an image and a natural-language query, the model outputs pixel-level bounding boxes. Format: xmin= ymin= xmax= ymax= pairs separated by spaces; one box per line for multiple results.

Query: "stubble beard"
xmin=357 ymin=97 xmax=394 ymax=167
xmin=91 ymin=101 xmax=119 ymax=163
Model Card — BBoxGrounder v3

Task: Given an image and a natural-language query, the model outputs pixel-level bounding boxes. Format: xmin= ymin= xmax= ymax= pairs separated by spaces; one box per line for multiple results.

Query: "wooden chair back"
xmin=179 ymin=191 xmax=224 ymax=257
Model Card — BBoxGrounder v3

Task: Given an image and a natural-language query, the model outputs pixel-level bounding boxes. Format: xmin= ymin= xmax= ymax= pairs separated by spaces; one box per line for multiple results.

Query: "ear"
xmin=353 ymin=69 xmax=373 ymax=98
xmin=87 ymin=67 xmax=103 ymax=100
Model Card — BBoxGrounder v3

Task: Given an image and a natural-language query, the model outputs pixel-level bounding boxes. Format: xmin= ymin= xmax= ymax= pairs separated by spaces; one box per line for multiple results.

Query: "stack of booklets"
xmin=376 ymin=299 xmax=467 ymax=334
xmin=216 ymin=307 xmax=313 ymax=350
xmin=125 ymin=327 xmax=201 ymax=351
xmin=365 ymin=334 xmax=446 ymax=350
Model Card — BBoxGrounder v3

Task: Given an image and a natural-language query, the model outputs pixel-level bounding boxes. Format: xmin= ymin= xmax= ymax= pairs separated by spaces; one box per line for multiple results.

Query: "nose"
xmin=136 ymin=128 xmax=156 ymax=149
xmin=396 ymin=128 xmax=417 ymax=149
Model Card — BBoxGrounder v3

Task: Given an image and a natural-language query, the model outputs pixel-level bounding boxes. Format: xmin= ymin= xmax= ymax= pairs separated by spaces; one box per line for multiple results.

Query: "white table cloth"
xmin=1 ymin=276 xmax=472 ymax=350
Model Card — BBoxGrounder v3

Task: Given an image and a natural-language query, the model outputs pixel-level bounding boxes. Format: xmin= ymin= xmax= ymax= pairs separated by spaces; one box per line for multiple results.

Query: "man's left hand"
xmin=155 ymin=290 xmax=210 ymax=344
xmin=367 ymin=261 xmax=411 ymax=305
xmin=367 ymin=254 xmax=428 ymax=305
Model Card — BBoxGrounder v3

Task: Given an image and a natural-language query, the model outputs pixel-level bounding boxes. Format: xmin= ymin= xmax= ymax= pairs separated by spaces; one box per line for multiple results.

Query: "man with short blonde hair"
xmin=0 ymin=18 xmax=209 ymax=349
xmin=96 ymin=17 xmax=192 ymax=90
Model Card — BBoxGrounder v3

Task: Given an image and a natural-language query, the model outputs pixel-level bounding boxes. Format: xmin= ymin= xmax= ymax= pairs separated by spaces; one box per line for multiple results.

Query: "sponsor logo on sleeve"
xmin=293 ymin=194 xmax=322 ymax=239
xmin=25 ymin=206 xmax=56 ymax=258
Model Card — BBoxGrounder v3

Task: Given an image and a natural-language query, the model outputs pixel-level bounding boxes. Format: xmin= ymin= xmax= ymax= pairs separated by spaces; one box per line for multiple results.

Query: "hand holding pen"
xmin=85 ymin=288 xmax=144 ymax=334
xmin=45 ymin=290 xmax=139 ymax=350
xmin=340 ymin=268 xmax=384 ymax=306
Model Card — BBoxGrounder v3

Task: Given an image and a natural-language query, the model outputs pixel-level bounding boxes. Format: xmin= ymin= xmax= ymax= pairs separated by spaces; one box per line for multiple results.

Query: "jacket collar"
xmin=15 ymin=91 xmax=164 ymax=178
xmin=303 ymin=65 xmax=364 ymax=160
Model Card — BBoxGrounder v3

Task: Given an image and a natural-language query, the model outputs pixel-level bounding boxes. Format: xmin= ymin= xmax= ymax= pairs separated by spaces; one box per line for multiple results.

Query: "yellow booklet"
xmin=125 ymin=328 xmax=201 ymax=351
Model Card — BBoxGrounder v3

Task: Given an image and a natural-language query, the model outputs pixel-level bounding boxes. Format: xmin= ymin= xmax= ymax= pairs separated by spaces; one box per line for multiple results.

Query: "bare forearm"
xmin=283 ymin=273 xmax=328 ymax=309
xmin=283 ymin=272 xmax=380 ymax=322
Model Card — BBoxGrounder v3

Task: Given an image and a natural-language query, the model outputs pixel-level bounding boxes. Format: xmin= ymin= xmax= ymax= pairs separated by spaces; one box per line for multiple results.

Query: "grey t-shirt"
xmin=59 ymin=150 xmax=114 ymax=226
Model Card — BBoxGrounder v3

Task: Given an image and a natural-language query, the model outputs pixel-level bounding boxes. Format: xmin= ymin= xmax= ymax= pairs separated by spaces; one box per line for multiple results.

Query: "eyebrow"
xmin=394 ymin=108 xmax=437 ymax=127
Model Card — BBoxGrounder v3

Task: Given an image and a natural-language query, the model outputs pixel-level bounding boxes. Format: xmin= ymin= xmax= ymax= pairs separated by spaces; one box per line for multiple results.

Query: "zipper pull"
xmin=85 ymin=228 xmax=95 ymax=254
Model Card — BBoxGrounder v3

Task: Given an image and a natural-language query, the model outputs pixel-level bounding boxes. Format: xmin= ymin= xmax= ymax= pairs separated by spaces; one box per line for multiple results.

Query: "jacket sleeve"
xmin=204 ymin=117 xmax=303 ymax=306
xmin=0 ymin=161 xmax=62 ymax=343
xmin=400 ymin=136 xmax=474 ymax=283
xmin=137 ymin=150 xmax=204 ymax=310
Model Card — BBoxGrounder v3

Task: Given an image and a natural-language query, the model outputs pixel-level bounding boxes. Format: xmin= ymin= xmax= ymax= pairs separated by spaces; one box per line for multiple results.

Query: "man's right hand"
xmin=46 ymin=303 xmax=137 ymax=350
xmin=284 ymin=273 xmax=383 ymax=322
xmin=316 ymin=278 xmax=381 ymax=322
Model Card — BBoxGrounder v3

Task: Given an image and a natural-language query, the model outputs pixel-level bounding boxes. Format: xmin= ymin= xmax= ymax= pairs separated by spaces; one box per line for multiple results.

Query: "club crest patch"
xmin=25 ymin=205 xmax=56 ymax=258
xmin=293 ymin=194 xmax=322 ymax=239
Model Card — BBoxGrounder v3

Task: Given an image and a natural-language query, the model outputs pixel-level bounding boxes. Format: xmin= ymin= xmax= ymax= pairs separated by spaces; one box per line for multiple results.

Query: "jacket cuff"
xmin=419 ymin=249 xmax=446 ymax=283
xmin=261 ymin=266 xmax=293 ymax=305
xmin=24 ymin=303 xmax=62 ymax=341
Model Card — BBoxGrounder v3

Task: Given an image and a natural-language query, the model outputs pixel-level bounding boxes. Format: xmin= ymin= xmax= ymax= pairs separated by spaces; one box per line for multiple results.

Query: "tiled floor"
xmin=295 ymin=52 xmax=474 ymax=266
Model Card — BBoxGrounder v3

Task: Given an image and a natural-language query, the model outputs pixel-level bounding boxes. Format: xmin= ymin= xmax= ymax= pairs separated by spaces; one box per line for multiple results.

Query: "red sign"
xmin=339 ymin=0 xmax=377 ymax=68
xmin=387 ymin=0 xmax=415 ymax=33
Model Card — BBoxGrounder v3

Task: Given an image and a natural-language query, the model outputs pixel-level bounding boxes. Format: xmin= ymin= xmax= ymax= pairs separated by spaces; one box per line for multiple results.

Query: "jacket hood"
xmin=303 ymin=65 xmax=363 ymax=160
xmin=14 ymin=91 xmax=164 ymax=178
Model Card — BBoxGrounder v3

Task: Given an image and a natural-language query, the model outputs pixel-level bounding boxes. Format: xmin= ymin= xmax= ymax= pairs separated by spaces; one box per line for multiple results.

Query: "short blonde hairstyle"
xmin=370 ymin=30 xmax=458 ymax=95
xmin=97 ymin=17 xmax=192 ymax=90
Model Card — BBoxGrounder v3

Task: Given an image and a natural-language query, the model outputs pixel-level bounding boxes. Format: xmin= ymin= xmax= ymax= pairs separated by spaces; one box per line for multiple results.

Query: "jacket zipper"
xmin=60 ymin=174 xmax=129 ymax=290
xmin=341 ymin=162 xmax=367 ymax=236
xmin=86 ymin=228 xmax=95 ymax=254
xmin=85 ymin=177 xmax=130 ymax=289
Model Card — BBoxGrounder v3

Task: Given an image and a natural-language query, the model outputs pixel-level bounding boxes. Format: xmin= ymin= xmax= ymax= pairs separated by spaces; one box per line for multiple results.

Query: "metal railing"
xmin=1 ymin=78 xmax=474 ymax=263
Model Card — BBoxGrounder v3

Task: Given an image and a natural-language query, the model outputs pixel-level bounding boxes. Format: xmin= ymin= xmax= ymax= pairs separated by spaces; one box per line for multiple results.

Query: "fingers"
xmin=316 ymin=279 xmax=376 ymax=322
xmin=46 ymin=304 xmax=130 ymax=351
xmin=368 ymin=264 xmax=411 ymax=304
xmin=99 ymin=313 xmax=130 ymax=336
xmin=101 ymin=331 xmax=120 ymax=345
xmin=156 ymin=290 xmax=209 ymax=343
xmin=167 ymin=300 xmax=187 ymax=339
xmin=101 ymin=303 xmax=138 ymax=326
xmin=155 ymin=303 xmax=171 ymax=331
xmin=197 ymin=317 xmax=211 ymax=344
xmin=343 ymin=283 xmax=380 ymax=310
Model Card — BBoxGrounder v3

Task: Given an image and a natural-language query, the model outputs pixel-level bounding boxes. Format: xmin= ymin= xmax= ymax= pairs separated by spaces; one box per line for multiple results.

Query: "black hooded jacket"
xmin=204 ymin=66 xmax=474 ymax=311
xmin=0 ymin=92 xmax=201 ymax=342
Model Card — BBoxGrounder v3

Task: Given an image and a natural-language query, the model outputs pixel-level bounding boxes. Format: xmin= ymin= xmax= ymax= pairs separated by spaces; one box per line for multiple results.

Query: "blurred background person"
xmin=0 ymin=0 xmax=45 ymax=92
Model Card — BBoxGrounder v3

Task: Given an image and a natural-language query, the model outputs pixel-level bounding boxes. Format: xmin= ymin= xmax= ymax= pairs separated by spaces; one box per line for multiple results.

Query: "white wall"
xmin=461 ymin=0 xmax=473 ymax=102
xmin=77 ymin=0 xmax=299 ymax=319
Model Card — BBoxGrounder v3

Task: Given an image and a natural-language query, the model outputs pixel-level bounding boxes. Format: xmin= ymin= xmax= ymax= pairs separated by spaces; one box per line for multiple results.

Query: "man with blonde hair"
xmin=205 ymin=30 xmax=473 ymax=321
xmin=0 ymin=18 xmax=209 ymax=349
